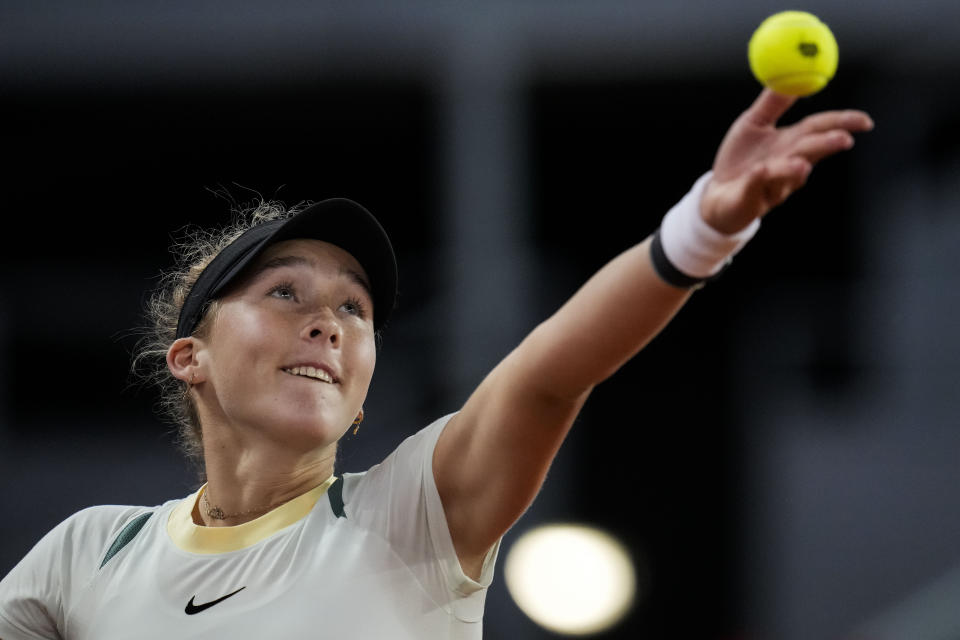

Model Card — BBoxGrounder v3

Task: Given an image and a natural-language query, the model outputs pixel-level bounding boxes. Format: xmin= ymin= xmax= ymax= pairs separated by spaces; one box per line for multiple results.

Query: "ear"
xmin=166 ymin=337 xmax=203 ymax=384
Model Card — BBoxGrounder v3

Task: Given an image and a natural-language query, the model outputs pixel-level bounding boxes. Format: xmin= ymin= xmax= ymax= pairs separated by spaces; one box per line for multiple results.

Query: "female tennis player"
xmin=0 ymin=89 xmax=872 ymax=638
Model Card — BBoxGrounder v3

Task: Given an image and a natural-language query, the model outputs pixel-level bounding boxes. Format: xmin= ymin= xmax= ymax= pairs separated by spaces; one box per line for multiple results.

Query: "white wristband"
xmin=659 ymin=171 xmax=760 ymax=279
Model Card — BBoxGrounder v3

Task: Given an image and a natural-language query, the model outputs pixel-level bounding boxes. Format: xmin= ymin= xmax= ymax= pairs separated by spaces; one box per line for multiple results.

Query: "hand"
xmin=700 ymin=89 xmax=874 ymax=234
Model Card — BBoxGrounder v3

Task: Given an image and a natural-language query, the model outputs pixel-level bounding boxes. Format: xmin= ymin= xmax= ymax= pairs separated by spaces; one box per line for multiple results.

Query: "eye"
xmin=339 ymin=296 xmax=367 ymax=318
xmin=268 ymin=281 xmax=297 ymax=301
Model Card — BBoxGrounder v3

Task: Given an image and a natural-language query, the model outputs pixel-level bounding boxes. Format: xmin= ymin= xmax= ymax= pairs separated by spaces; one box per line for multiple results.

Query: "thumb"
xmin=738 ymin=162 xmax=771 ymax=218
xmin=701 ymin=165 xmax=768 ymax=234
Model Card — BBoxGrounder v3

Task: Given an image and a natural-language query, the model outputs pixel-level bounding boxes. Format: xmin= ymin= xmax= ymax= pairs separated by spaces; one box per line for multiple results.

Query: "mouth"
xmin=282 ymin=366 xmax=338 ymax=384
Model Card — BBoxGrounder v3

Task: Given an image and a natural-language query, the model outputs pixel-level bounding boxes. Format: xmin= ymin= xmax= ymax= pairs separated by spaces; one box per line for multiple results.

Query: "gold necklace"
xmin=201 ymin=488 xmax=287 ymax=521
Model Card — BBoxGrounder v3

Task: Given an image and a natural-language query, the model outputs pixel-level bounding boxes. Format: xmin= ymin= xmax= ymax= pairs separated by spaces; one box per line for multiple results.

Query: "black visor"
xmin=175 ymin=198 xmax=397 ymax=339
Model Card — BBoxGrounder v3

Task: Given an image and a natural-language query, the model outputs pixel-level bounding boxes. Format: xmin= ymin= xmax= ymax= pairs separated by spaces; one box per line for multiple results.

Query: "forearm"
xmin=514 ymin=170 xmax=764 ymax=401
xmin=519 ymin=237 xmax=694 ymax=400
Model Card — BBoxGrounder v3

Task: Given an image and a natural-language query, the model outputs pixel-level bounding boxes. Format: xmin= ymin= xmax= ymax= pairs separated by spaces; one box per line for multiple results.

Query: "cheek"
xmin=209 ymin=308 xmax=278 ymax=370
xmin=350 ymin=334 xmax=378 ymax=387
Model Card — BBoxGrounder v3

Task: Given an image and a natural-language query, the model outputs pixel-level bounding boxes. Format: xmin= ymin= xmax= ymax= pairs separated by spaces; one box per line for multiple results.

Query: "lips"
xmin=282 ymin=364 xmax=338 ymax=384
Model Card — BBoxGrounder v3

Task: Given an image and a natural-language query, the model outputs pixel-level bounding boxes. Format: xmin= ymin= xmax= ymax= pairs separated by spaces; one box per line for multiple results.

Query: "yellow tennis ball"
xmin=748 ymin=11 xmax=839 ymax=96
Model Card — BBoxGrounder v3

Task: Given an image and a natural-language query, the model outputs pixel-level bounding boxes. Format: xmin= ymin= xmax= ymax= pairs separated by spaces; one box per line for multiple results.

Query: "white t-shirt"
xmin=0 ymin=414 xmax=499 ymax=639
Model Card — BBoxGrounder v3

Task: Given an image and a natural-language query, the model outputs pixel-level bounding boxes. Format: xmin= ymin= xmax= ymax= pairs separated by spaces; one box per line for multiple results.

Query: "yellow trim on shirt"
xmin=167 ymin=476 xmax=336 ymax=554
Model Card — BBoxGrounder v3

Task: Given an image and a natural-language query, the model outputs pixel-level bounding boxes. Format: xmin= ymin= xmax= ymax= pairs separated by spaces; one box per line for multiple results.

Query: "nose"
xmin=302 ymin=312 xmax=341 ymax=346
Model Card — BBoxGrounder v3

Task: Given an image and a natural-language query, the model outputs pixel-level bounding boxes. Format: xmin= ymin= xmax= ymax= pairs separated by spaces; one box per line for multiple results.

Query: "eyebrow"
xmin=256 ymin=255 xmax=373 ymax=298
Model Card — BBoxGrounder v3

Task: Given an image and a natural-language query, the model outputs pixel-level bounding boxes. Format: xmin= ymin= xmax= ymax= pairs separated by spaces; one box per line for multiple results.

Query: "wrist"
xmin=651 ymin=172 xmax=760 ymax=288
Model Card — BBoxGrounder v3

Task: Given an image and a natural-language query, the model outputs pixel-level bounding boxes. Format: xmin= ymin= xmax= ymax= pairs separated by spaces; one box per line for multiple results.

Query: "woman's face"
xmin=193 ymin=238 xmax=377 ymax=451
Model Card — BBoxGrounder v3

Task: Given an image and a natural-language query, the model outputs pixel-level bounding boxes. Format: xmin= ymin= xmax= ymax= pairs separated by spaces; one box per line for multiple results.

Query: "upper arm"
xmin=433 ymin=343 xmax=590 ymax=576
xmin=433 ymin=237 xmax=693 ymax=575
xmin=433 ymin=304 xmax=610 ymax=573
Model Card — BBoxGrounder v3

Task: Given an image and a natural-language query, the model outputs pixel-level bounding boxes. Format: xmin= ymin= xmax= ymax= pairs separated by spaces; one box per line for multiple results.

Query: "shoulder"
xmin=0 ymin=502 xmax=165 ymax=633
xmin=57 ymin=504 xmax=159 ymax=544
xmin=343 ymin=413 xmax=455 ymax=504
xmin=28 ymin=503 xmax=165 ymax=579
xmin=382 ymin=413 xmax=456 ymax=475
xmin=61 ymin=503 xmax=156 ymax=530
xmin=335 ymin=413 xmax=496 ymax=616
xmin=30 ymin=504 xmax=153 ymax=553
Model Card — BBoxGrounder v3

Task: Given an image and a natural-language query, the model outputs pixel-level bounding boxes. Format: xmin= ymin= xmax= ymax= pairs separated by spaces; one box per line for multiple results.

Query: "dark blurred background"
xmin=2 ymin=2 xmax=959 ymax=639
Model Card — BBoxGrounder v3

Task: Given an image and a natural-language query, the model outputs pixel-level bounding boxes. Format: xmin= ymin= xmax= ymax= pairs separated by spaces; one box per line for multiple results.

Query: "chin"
xmin=268 ymin=412 xmax=346 ymax=448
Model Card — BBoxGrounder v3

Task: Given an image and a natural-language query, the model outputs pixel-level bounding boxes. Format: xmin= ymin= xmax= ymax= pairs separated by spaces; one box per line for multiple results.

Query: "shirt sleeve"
xmin=342 ymin=413 xmax=501 ymax=623
xmin=0 ymin=506 xmax=145 ymax=639
xmin=0 ymin=514 xmax=76 ymax=639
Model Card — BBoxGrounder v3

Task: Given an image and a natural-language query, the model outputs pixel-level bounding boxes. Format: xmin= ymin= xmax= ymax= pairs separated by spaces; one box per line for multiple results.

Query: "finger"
xmin=792 ymin=129 xmax=855 ymax=165
xmin=745 ymin=88 xmax=798 ymax=128
xmin=794 ymin=109 xmax=875 ymax=135
xmin=762 ymin=156 xmax=812 ymax=206
xmin=769 ymin=155 xmax=812 ymax=183
xmin=738 ymin=163 xmax=775 ymax=217
xmin=719 ymin=156 xmax=811 ymax=226
xmin=739 ymin=157 xmax=810 ymax=213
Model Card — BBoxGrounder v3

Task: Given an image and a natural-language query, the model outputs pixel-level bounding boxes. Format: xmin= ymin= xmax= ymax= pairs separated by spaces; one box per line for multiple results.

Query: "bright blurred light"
xmin=504 ymin=523 xmax=638 ymax=635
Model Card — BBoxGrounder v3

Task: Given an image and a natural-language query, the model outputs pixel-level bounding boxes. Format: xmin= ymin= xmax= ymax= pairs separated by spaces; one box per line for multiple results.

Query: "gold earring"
xmin=189 ymin=372 xmax=196 ymax=386
xmin=353 ymin=409 xmax=364 ymax=435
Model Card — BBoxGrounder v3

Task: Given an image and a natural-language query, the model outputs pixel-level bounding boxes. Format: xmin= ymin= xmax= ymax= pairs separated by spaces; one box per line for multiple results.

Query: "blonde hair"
xmin=131 ymin=200 xmax=307 ymax=477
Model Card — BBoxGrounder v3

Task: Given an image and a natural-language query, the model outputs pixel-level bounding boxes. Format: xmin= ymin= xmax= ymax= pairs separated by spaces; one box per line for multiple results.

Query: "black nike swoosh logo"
xmin=184 ymin=586 xmax=246 ymax=614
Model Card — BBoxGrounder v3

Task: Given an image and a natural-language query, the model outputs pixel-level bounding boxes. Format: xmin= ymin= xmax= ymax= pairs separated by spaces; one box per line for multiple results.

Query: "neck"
xmin=197 ymin=427 xmax=337 ymax=527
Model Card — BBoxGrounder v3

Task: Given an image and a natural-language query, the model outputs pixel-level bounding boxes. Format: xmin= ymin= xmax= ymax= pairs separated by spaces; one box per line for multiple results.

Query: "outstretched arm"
xmin=434 ymin=89 xmax=874 ymax=578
